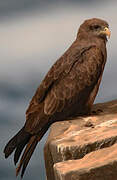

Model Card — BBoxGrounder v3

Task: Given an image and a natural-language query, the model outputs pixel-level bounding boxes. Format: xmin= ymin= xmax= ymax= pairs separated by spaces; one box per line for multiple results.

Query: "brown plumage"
xmin=4 ymin=18 xmax=111 ymax=178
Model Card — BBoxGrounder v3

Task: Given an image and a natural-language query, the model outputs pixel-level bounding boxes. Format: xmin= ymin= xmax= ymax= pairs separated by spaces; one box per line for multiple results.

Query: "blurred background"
xmin=0 ymin=0 xmax=117 ymax=180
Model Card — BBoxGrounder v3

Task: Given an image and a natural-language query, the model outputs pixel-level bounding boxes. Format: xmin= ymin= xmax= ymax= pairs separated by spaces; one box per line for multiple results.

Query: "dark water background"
xmin=0 ymin=1 xmax=117 ymax=179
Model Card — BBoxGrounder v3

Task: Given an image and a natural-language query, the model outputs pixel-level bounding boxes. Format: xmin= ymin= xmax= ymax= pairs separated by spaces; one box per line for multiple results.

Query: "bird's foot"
xmin=91 ymin=108 xmax=103 ymax=115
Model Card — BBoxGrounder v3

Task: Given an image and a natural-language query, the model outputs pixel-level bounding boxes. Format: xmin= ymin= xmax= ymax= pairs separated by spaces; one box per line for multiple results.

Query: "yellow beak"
xmin=102 ymin=27 xmax=111 ymax=38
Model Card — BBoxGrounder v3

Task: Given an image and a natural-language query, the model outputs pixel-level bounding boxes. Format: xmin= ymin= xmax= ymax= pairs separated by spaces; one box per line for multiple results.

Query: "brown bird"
xmin=4 ymin=18 xmax=111 ymax=178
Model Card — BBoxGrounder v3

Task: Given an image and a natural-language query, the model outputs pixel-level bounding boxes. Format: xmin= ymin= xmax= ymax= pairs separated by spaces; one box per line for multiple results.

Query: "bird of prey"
xmin=4 ymin=18 xmax=111 ymax=178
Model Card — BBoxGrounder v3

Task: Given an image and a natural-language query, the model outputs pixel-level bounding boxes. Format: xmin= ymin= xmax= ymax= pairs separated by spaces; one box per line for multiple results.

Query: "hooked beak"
xmin=101 ymin=27 xmax=111 ymax=38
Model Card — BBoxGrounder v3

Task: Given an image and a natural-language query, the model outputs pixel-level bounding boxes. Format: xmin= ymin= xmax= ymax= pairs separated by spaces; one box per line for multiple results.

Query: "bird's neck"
xmin=76 ymin=34 xmax=107 ymax=50
xmin=75 ymin=34 xmax=107 ymax=61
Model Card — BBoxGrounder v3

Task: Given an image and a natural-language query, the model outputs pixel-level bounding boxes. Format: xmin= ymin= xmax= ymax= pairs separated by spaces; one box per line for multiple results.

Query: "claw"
xmin=91 ymin=108 xmax=103 ymax=115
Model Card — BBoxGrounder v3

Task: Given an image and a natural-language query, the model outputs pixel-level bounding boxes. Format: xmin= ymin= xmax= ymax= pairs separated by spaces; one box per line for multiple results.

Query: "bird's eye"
xmin=93 ymin=25 xmax=100 ymax=30
xmin=90 ymin=25 xmax=100 ymax=31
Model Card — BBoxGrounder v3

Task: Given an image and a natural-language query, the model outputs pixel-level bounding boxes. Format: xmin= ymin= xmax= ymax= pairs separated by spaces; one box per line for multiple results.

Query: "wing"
xmin=25 ymin=45 xmax=105 ymax=134
xmin=44 ymin=46 xmax=105 ymax=115
xmin=28 ymin=43 xmax=94 ymax=107
xmin=25 ymin=42 xmax=93 ymax=132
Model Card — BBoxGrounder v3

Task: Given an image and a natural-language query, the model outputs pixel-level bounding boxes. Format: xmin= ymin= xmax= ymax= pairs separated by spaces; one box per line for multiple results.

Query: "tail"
xmin=4 ymin=125 xmax=49 ymax=178
xmin=4 ymin=127 xmax=30 ymax=159
xmin=16 ymin=135 xmax=38 ymax=178
xmin=3 ymin=127 xmax=37 ymax=178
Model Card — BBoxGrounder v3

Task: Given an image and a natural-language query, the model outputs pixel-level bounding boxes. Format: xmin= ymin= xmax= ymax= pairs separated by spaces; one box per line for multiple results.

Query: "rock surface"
xmin=44 ymin=100 xmax=117 ymax=180
xmin=54 ymin=143 xmax=117 ymax=180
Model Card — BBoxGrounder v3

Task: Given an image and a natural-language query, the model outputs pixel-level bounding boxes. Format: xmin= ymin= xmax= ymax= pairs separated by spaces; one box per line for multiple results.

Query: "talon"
xmin=97 ymin=108 xmax=103 ymax=113
xmin=91 ymin=110 xmax=97 ymax=114
xmin=91 ymin=108 xmax=103 ymax=115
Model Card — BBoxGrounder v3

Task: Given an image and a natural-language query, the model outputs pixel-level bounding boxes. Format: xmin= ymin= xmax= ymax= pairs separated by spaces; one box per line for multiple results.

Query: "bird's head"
xmin=77 ymin=18 xmax=111 ymax=41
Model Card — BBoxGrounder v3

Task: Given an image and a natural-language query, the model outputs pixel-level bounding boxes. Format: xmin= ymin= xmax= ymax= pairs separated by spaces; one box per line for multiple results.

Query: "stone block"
xmin=54 ymin=143 xmax=117 ymax=180
xmin=44 ymin=100 xmax=117 ymax=180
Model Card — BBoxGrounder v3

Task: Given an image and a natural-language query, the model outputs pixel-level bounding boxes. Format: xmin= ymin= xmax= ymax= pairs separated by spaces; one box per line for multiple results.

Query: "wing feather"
xmin=26 ymin=45 xmax=105 ymax=130
xmin=44 ymin=47 xmax=105 ymax=115
xmin=30 ymin=45 xmax=93 ymax=105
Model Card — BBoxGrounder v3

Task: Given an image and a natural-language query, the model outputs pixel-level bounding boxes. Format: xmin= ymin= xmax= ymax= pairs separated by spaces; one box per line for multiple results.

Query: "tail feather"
xmin=21 ymin=139 xmax=38 ymax=178
xmin=4 ymin=127 xmax=30 ymax=159
xmin=4 ymin=135 xmax=17 ymax=158
xmin=14 ymin=136 xmax=30 ymax=165
xmin=16 ymin=124 xmax=50 ymax=178
xmin=16 ymin=136 xmax=38 ymax=177
xmin=4 ymin=123 xmax=50 ymax=178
